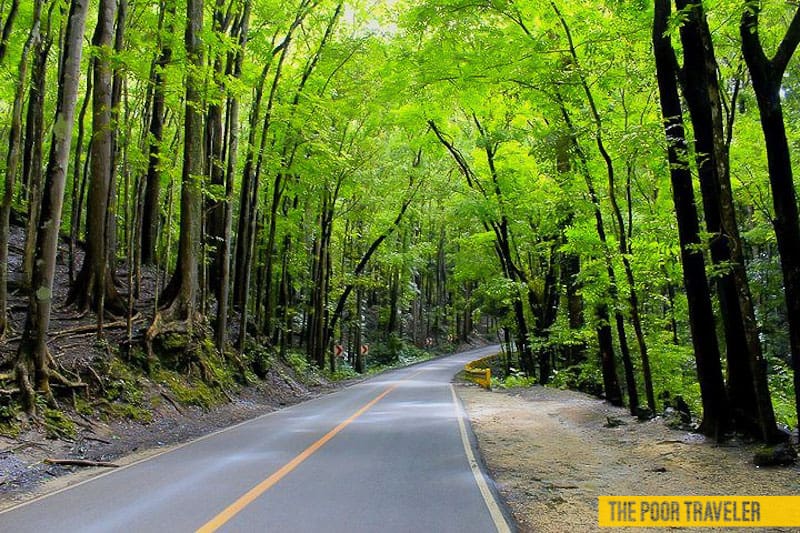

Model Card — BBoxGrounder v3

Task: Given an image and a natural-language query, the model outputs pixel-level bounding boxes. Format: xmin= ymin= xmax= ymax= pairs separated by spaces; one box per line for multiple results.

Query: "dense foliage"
xmin=0 ymin=0 xmax=798 ymax=442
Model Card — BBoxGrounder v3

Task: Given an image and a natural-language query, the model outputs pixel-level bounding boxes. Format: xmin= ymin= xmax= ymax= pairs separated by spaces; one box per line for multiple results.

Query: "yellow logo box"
xmin=598 ymin=496 xmax=800 ymax=527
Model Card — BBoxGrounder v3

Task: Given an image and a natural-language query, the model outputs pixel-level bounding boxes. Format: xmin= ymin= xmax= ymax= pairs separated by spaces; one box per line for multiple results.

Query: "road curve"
xmin=0 ymin=346 xmax=513 ymax=532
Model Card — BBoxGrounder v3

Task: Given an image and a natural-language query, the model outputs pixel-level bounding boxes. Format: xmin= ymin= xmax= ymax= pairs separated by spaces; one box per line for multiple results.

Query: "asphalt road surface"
xmin=1 ymin=346 xmax=513 ymax=532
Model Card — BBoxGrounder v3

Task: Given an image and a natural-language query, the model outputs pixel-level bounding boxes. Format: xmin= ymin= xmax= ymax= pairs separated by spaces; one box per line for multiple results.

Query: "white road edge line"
xmin=450 ymin=384 xmax=512 ymax=533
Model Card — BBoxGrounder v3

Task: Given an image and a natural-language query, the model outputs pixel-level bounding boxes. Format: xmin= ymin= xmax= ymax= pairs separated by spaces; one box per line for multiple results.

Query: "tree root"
xmin=14 ymin=359 xmax=37 ymax=415
xmin=145 ymin=304 xmax=207 ymax=371
xmin=51 ymin=317 xmax=140 ymax=340
xmin=160 ymin=391 xmax=185 ymax=415
xmin=49 ymin=370 xmax=87 ymax=390
xmin=46 ymin=350 xmax=87 ymax=390
xmin=0 ymin=320 xmax=16 ymax=342
xmin=84 ymin=364 xmax=106 ymax=394
xmin=5 ymin=316 xmax=140 ymax=344
xmin=44 ymin=458 xmax=119 ymax=468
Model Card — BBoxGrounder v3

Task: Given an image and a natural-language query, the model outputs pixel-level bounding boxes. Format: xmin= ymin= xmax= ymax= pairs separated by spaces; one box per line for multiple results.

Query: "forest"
xmin=0 ymin=0 xmax=797 ymax=447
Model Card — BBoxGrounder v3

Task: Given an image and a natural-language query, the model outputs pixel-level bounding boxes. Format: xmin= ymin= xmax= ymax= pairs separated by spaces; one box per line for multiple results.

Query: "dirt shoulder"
xmin=457 ymin=384 xmax=800 ymax=533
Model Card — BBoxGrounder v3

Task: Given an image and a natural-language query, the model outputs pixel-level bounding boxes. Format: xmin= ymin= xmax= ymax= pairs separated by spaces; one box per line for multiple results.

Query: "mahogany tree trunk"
xmin=654 ymin=0 xmax=729 ymax=439
xmin=153 ymin=0 xmax=204 ymax=326
xmin=15 ymin=0 xmax=90 ymax=414
xmin=677 ymin=0 xmax=778 ymax=442
xmin=21 ymin=33 xmax=49 ymax=288
xmin=141 ymin=0 xmax=175 ymax=266
xmin=0 ymin=0 xmax=41 ymax=337
xmin=216 ymin=0 xmax=251 ymax=352
xmin=67 ymin=0 xmax=126 ymax=317
xmin=740 ymin=1 xmax=800 ymax=434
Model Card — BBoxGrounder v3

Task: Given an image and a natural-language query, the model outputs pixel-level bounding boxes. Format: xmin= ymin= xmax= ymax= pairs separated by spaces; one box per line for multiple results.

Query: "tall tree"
xmin=20 ymin=5 xmax=52 ymax=288
xmin=429 ymin=119 xmax=538 ymax=378
xmin=552 ymin=2 xmax=652 ymax=413
xmin=215 ymin=0 xmax=252 ymax=351
xmin=653 ymin=0 xmax=729 ymax=439
xmin=148 ymin=0 xmax=205 ymax=335
xmin=675 ymin=0 xmax=778 ymax=442
xmin=141 ymin=0 xmax=176 ymax=266
xmin=14 ymin=0 xmax=90 ymax=414
xmin=67 ymin=0 xmax=126 ymax=318
xmin=233 ymin=1 xmax=314 ymax=350
xmin=0 ymin=0 xmax=43 ymax=338
xmin=740 ymin=0 xmax=800 ymax=432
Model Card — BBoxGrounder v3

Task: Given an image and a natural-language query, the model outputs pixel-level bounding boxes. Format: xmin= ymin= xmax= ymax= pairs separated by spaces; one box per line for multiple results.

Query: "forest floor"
xmin=0 ymin=361 xmax=341 ymax=511
xmin=457 ymin=383 xmax=800 ymax=533
xmin=0 ymin=222 xmax=349 ymax=509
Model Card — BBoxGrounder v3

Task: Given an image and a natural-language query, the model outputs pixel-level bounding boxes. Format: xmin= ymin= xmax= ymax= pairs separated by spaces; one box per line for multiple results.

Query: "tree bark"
xmin=151 ymin=0 xmax=204 ymax=328
xmin=740 ymin=0 xmax=800 ymax=435
xmin=69 ymin=60 xmax=93 ymax=283
xmin=677 ymin=0 xmax=778 ymax=441
xmin=216 ymin=0 xmax=251 ymax=352
xmin=0 ymin=0 xmax=19 ymax=65
xmin=205 ymin=0 xmax=232 ymax=291
xmin=67 ymin=0 xmax=126 ymax=317
xmin=0 ymin=0 xmax=41 ymax=338
xmin=15 ymin=0 xmax=90 ymax=414
xmin=141 ymin=0 xmax=176 ymax=265
xmin=21 ymin=29 xmax=50 ymax=288
xmin=654 ymin=0 xmax=729 ymax=439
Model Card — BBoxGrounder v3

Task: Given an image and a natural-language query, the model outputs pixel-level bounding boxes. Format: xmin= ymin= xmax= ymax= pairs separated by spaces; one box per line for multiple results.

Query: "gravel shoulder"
xmin=456 ymin=384 xmax=800 ymax=533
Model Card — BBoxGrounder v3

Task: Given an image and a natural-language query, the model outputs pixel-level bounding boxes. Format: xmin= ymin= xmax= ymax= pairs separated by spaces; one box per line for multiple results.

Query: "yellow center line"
xmin=196 ymin=369 xmax=428 ymax=533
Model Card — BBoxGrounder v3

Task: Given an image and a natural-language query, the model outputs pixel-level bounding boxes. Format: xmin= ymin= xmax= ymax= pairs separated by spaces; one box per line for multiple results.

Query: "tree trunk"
xmin=428 ymin=118 xmax=535 ymax=374
xmin=233 ymin=58 xmax=271 ymax=311
xmin=677 ymin=0 xmax=778 ymax=441
xmin=557 ymin=98 xmax=638 ymax=413
xmin=0 ymin=0 xmax=41 ymax=338
xmin=0 ymin=0 xmax=20 ymax=65
xmin=740 ymin=1 xmax=800 ymax=435
xmin=236 ymin=36 xmax=291 ymax=347
xmin=69 ymin=60 xmax=93 ymax=283
xmin=15 ymin=0 xmax=90 ymax=414
xmin=204 ymin=0 xmax=230 ymax=290
xmin=327 ymin=187 xmax=417 ymax=344
xmin=563 ymin=252 xmax=585 ymax=365
xmin=551 ymin=4 xmax=649 ymax=410
xmin=654 ymin=0 xmax=729 ymax=439
xmin=141 ymin=0 xmax=175 ymax=266
xmin=67 ymin=0 xmax=126 ymax=318
xmin=151 ymin=0 xmax=204 ymax=328
xmin=354 ymin=286 xmax=365 ymax=373
xmin=596 ymin=303 xmax=623 ymax=406
xmin=107 ymin=0 xmax=127 ymax=267
xmin=21 ymin=33 xmax=50 ymax=288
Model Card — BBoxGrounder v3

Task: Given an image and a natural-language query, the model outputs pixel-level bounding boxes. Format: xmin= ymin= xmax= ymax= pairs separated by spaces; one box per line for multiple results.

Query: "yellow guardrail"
xmin=464 ymin=354 xmax=495 ymax=389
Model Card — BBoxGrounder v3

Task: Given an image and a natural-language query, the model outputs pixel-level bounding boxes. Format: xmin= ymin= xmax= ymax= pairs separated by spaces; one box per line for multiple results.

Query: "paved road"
xmin=1 ymin=346 xmax=513 ymax=532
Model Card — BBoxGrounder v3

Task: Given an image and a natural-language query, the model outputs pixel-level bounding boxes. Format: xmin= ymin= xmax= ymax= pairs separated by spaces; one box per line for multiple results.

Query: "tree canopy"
xmin=0 ymin=0 xmax=798 ymax=443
